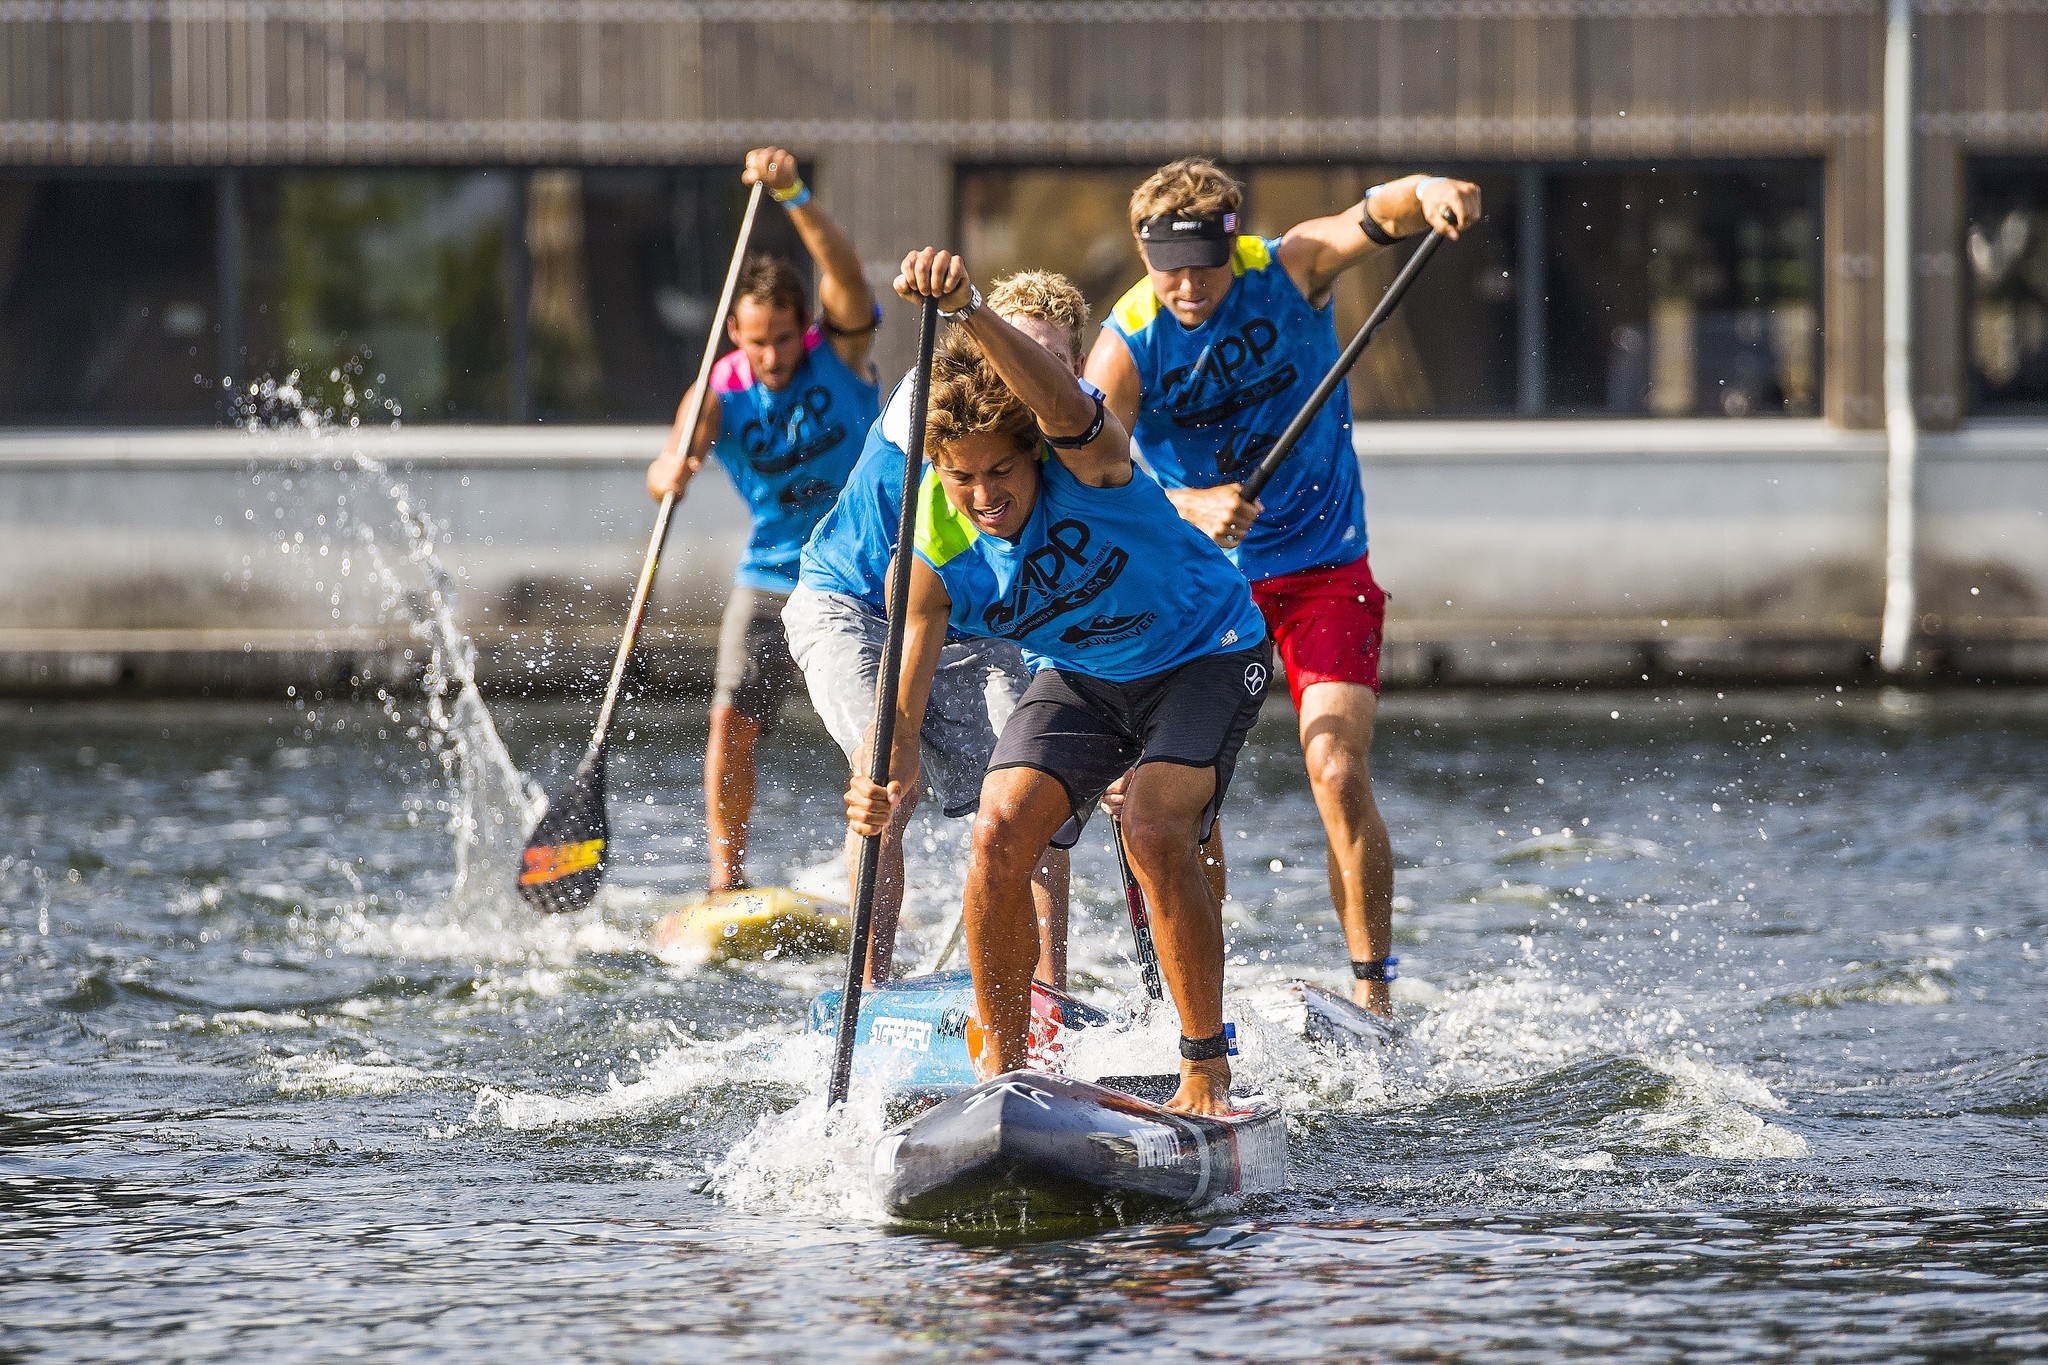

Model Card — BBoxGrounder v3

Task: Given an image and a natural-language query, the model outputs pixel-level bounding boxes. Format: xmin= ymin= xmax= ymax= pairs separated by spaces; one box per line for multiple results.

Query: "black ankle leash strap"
xmin=1179 ymin=1030 xmax=1231 ymax=1061
xmin=1351 ymin=955 xmax=1400 ymax=983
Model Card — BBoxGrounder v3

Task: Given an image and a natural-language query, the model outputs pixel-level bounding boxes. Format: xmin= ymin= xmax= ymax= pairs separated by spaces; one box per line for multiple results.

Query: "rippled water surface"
xmin=5 ymin=687 xmax=2047 ymax=1362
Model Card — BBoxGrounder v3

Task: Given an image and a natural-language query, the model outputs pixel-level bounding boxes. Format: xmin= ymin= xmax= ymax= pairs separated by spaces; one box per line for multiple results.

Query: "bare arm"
xmin=645 ymin=385 xmax=723 ymax=500
xmin=898 ymin=247 xmax=1132 ymax=489
xmin=744 ymin=147 xmax=878 ymax=375
xmin=844 ymin=558 xmax=951 ymax=838
xmin=1277 ymin=174 xmax=1482 ymax=306
xmin=1083 ymin=328 xmax=1141 ymax=434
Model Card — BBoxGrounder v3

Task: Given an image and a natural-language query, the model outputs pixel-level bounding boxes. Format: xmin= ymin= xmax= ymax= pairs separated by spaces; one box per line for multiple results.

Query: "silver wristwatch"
xmin=940 ymin=284 xmax=983 ymax=322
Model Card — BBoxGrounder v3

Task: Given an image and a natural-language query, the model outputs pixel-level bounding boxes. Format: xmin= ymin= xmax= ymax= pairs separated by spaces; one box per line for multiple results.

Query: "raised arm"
xmin=744 ymin=147 xmax=878 ymax=376
xmin=645 ymin=384 xmax=723 ymax=501
xmin=843 ymin=557 xmax=951 ymax=839
xmin=1277 ymin=174 xmax=1482 ymax=307
xmin=897 ymin=247 xmax=1132 ymax=489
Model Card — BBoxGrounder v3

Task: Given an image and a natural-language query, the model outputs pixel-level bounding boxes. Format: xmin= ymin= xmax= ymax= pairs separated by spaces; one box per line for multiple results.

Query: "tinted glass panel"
xmin=0 ymin=174 xmax=220 ymax=424
xmin=528 ymin=167 xmax=807 ymax=422
xmin=1544 ymin=165 xmax=1822 ymax=417
xmin=1967 ymin=160 xmax=2048 ymax=413
xmin=238 ymin=171 xmax=516 ymax=422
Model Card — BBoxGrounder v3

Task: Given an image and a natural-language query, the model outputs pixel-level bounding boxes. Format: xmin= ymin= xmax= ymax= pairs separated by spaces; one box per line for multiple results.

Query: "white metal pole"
xmin=1878 ymin=0 xmax=1918 ymax=673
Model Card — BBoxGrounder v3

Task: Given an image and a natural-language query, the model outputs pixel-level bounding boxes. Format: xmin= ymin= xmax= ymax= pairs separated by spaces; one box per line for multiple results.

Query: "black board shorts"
xmin=988 ymin=643 xmax=1272 ymax=849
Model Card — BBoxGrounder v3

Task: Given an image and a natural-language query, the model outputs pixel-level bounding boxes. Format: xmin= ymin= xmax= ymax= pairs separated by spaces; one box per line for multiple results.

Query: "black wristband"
xmin=1360 ymin=184 xmax=1406 ymax=246
xmin=1043 ymin=389 xmax=1106 ymax=449
xmin=1351 ymin=956 xmax=1399 ymax=983
xmin=1179 ymin=1031 xmax=1231 ymax=1061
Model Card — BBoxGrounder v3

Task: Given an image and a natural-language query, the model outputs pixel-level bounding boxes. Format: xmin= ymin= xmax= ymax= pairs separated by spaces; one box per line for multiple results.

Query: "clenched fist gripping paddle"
xmin=518 ymin=182 xmax=765 ymax=914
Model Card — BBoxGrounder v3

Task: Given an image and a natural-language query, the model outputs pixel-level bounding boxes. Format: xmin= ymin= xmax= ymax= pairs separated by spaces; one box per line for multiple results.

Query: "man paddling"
xmin=645 ymin=147 xmax=880 ymax=896
xmin=787 ymin=272 xmax=1091 ymax=985
xmin=846 ymin=248 xmax=1271 ymax=1117
xmin=1085 ymin=159 xmax=1480 ymax=1015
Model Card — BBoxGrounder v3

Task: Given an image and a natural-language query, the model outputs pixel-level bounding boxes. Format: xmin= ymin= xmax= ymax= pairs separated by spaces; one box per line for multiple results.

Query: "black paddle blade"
xmin=517 ymin=749 xmax=609 ymax=914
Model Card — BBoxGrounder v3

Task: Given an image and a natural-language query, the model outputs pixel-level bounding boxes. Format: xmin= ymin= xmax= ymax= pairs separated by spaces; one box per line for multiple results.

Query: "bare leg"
xmin=1030 ymin=848 xmax=1070 ymax=990
xmin=1297 ymin=681 xmax=1396 ymax=1016
xmin=1122 ymin=763 xmax=1233 ymax=1116
xmin=706 ymin=704 xmax=762 ymax=895
xmin=1197 ymin=824 xmax=1226 ymax=909
xmin=963 ymin=770 xmax=1076 ymax=1078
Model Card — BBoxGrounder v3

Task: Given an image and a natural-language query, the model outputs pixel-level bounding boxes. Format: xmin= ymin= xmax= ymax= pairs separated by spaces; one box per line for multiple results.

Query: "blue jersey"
xmin=798 ymin=374 xmax=916 ymax=617
xmin=708 ymin=323 xmax=880 ymax=593
xmin=1107 ymin=235 xmax=1366 ymax=583
xmin=913 ymin=449 xmax=1265 ymax=682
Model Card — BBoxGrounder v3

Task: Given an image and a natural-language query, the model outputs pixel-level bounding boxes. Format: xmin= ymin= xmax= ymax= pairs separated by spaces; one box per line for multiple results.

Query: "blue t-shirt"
xmin=1107 ymin=235 xmax=1366 ymax=583
xmin=708 ymin=322 xmax=880 ymax=593
xmin=912 ymin=449 xmax=1266 ymax=682
xmin=798 ymin=373 xmax=916 ymax=617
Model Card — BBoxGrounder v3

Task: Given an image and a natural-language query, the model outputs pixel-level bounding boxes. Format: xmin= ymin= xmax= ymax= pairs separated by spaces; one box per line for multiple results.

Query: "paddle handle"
xmin=828 ymin=295 xmax=941 ymax=1108
xmin=1111 ymin=816 xmax=1165 ymax=1001
xmin=1239 ymin=228 xmax=1447 ymax=504
xmin=588 ymin=181 xmax=766 ymax=753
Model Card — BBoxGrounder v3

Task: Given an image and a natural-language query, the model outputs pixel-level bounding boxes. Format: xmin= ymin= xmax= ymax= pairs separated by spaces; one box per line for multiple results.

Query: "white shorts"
xmin=782 ymin=585 xmax=1031 ymax=819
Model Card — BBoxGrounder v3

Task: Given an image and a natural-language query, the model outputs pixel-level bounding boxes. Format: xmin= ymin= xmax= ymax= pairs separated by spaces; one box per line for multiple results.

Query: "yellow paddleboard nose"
xmin=646 ymin=886 xmax=850 ymax=966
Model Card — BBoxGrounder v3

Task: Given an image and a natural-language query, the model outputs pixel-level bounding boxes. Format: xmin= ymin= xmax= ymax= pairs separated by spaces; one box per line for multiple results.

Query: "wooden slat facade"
xmin=3 ymin=0 xmax=2046 ymax=427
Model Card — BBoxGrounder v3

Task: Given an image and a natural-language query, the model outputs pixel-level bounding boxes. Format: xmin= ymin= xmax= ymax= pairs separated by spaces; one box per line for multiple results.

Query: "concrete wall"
xmin=2 ymin=420 xmax=2044 ymax=694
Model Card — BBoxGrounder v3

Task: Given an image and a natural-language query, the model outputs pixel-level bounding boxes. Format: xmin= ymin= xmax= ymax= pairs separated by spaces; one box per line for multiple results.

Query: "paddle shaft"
xmin=1110 ymin=817 xmax=1165 ymax=1001
xmin=587 ymin=181 xmax=766 ymax=756
xmin=1239 ymin=228 xmax=1447 ymax=504
xmin=828 ymin=296 xmax=941 ymax=1108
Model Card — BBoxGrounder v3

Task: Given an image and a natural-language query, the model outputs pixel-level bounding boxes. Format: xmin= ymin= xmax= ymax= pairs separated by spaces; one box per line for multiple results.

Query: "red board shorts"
xmin=1249 ymin=552 xmax=1388 ymax=710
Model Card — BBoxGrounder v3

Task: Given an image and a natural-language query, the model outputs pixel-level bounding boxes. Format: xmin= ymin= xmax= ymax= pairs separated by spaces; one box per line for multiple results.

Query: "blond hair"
xmin=986 ymin=270 xmax=1090 ymax=365
xmin=1128 ymin=157 xmax=1244 ymax=235
xmin=924 ymin=330 xmax=1040 ymax=459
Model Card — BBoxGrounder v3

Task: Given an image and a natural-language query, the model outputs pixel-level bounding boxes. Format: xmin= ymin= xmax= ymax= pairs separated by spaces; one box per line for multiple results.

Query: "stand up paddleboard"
xmin=873 ymin=1070 xmax=1287 ymax=1226
xmin=646 ymin=887 xmax=849 ymax=966
xmin=811 ymin=971 xmax=1392 ymax=1225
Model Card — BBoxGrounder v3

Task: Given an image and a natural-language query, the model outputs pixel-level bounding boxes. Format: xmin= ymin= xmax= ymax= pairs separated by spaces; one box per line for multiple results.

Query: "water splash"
xmin=236 ymin=371 xmax=544 ymax=934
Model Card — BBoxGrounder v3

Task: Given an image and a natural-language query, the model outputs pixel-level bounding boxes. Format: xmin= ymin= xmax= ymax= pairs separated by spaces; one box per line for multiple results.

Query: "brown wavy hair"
xmin=732 ymin=255 xmax=809 ymax=324
xmin=1128 ymin=157 xmax=1244 ymax=234
xmin=924 ymin=330 xmax=1039 ymax=459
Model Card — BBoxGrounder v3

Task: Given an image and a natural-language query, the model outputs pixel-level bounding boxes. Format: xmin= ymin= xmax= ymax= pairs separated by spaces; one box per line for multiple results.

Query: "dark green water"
xmin=5 ymin=687 xmax=2047 ymax=1362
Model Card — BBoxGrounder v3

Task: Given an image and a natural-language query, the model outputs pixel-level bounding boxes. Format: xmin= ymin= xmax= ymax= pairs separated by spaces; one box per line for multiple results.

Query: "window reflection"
xmin=1968 ymin=160 xmax=2048 ymax=413
xmin=528 ymin=167 xmax=807 ymax=422
xmin=0 ymin=173 xmax=220 ymax=424
xmin=239 ymin=171 xmax=516 ymax=422
xmin=1545 ymin=167 xmax=1821 ymax=417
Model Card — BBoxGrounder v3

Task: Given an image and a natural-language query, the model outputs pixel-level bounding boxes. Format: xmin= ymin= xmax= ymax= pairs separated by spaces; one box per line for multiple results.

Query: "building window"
xmin=0 ymin=173 xmax=223 ymax=425
xmin=238 ymin=170 xmax=519 ymax=423
xmin=523 ymin=168 xmax=804 ymax=424
xmin=0 ymin=165 xmax=807 ymax=427
xmin=1544 ymin=165 xmax=1823 ymax=418
xmin=959 ymin=160 xmax=1820 ymax=420
xmin=1968 ymin=159 xmax=2048 ymax=413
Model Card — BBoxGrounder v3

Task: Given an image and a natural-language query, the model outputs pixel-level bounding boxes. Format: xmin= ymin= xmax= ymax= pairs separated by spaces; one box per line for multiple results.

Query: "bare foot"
xmin=1351 ymin=979 xmax=1392 ymax=1017
xmin=708 ymin=882 xmax=752 ymax=899
xmin=1165 ymin=1057 xmax=1233 ymax=1116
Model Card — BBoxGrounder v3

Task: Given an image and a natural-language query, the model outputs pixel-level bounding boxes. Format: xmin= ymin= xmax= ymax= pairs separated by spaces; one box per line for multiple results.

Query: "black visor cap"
xmin=1137 ymin=213 xmax=1235 ymax=270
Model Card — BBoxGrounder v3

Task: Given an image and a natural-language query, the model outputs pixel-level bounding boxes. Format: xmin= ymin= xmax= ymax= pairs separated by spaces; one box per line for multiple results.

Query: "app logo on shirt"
xmin=984 ymin=518 xmax=1129 ymax=641
xmin=741 ymin=386 xmax=846 ymax=476
xmin=1159 ymin=318 xmax=1296 ymax=429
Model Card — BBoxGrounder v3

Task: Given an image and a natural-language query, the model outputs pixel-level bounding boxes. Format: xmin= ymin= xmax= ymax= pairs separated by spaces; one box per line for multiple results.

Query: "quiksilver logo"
xmin=1244 ymin=662 xmax=1267 ymax=695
